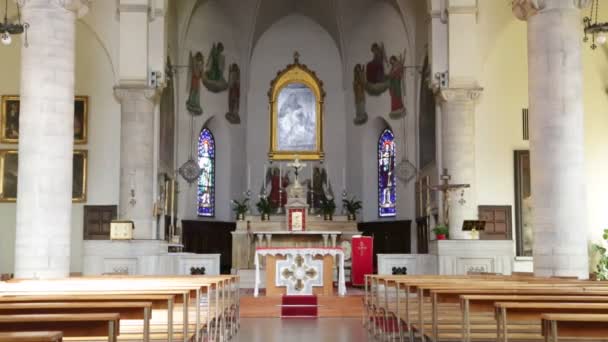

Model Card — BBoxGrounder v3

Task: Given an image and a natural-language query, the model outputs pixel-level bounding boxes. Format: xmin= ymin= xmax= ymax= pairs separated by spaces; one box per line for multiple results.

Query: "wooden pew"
xmin=0 ymin=331 xmax=63 ymax=342
xmin=1 ymin=275 xmax=239 ymax=342
xmin=495 ymin=302 xmax=608 ymax=342
xmin=367 ymin=275 xmax=608 ymax=342
xmin=0 ymin=302 xmax=151 ymax=342
xmin=459 ymin=295 xmax=608 ymax=342
xmin=541 ymin=313 xmax=608 ymax=342
xmin=0 ymin=313 xmax=119 ymax=342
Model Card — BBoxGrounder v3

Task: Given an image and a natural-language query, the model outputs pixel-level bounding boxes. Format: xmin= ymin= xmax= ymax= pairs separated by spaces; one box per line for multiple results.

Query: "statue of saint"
xmin=205 ymin=42 xmax=225 ymax=82
xmin=225 ymin=63 xmax=241 ymax=124
xmin=387 ymin=54 xmax=406 ymax=119
xmin=366 ymin=42 xmax=386 ymax=84
xmin=353 ymin=64 xmax=368 ymax=125
xmin=265 ymin=167 xmax=290 ymax=209
xmin=186 ymin=51 xmax=204 ymax=115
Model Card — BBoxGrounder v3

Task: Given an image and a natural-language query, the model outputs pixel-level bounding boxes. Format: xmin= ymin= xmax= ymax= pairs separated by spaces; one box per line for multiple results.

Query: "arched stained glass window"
xmin=198 ymin=128 xmax=215 ymax=217
xmin=378 ymin=128 xmax=396 ymax=217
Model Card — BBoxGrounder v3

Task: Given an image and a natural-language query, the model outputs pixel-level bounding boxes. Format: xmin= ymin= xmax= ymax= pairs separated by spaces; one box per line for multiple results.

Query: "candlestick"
xmin=247 ymin=164 xmax=251 ymax=190
xmin=342 ymin=167 xmax=346 ymax=190
xmin=310 ymin=163 xmax=314 ymax=189
xmin=263 ymin=163 xmax=267 ymax=193
xmin=279 ymin=163 xmax=282 ymax=187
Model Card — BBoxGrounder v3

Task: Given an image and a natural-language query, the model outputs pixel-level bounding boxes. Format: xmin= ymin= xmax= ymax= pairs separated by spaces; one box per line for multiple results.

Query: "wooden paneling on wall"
xmin=357 ymin=220 xmax=412 ymax=271
xmin=182 ymin=220 xmax=236 ymax=274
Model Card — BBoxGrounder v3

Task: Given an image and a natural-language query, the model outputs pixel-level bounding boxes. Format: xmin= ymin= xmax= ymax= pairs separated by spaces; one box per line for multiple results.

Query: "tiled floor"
xmin=232 ymin=318 xmax=372 ymax=342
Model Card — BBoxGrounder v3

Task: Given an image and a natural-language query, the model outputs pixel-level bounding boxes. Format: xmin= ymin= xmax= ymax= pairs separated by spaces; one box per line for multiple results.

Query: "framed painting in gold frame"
xmin=0 ymin=150 xmax=18 ymax=202
xmin=72 ymin=149 xmax=88 ymax=203
xmin=1 ymin=95 xmax=88 ymax=144
xmin=268 ymin=52 xmax=325 ymax=161
xmin=0 ymin=149 xmax=87 ymax=202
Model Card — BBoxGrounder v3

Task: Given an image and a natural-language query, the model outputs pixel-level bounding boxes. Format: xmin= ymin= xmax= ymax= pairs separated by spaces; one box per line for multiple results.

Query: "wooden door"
xmin=478 ymin=205 xmax=511 ymax=240
xmin=83 ymin=205 xmax=117 ymax=240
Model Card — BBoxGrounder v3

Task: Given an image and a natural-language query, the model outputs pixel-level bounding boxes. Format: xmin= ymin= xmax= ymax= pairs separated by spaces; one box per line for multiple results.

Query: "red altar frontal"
xmin=351 ymin=236 xmax=373 ymax=286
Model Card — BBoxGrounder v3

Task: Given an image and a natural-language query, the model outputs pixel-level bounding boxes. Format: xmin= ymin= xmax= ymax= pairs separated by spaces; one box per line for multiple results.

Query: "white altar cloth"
xmin=254 ymin=247 xmax=346 ymax=297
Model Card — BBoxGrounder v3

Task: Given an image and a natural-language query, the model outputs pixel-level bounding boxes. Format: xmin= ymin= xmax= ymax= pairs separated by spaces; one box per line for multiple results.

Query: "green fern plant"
xmin=592 ymin=229 xmax=608 ymax=281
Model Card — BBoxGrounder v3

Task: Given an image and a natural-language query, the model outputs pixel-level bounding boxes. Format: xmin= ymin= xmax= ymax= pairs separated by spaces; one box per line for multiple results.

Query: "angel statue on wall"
xmin=186 ymin=51 xmax=204 ymax=115
xmin=225 ymin=63 xmax=241 ymax=124
xmin=387 ymin=53 xmax=406 ymax=119
xmin=202 ymin=42 xmax=229 ymax=92
xmin=353 ymin=63 xmax=368 ymax=125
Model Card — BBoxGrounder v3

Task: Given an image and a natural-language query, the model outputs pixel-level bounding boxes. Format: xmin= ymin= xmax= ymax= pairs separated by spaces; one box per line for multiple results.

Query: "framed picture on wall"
xmin=0 ymin=149 xmax=87 ymax=203
xmin=0 ymin=150 xmax=18 ymax=202
xmin=1 ymin=95 xmax=88 ymax=144
xmin=514 ymin=150 xmax=532 ymax=256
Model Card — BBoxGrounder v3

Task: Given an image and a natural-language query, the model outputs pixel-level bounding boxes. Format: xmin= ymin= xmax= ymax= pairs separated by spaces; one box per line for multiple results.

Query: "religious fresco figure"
xmin=387 ymin=54 xmax=406 ymax=119
xmin=186 ymin=51 xmax=204 ymax=115
xmin=353 ymin=64 xmax=368 ymax=125
xmin=225 ymin=63 xmax=241 ymax=124
xmin=202 ymin=42 xmax=229 ymax=92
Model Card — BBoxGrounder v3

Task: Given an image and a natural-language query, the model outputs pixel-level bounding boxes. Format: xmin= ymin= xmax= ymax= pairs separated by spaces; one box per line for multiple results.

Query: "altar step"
xmin=240 ymin=294 xmax=363 ymax=318
xmin=281 ymin=295 xmax=318 ymax=318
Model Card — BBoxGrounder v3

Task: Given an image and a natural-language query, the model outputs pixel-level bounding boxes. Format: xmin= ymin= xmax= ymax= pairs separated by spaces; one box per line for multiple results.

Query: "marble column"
xmin=114 ymin=86 xmax=158 ymax=239
xmin=14 ymin=0 xmax=89 ymax=279
xmin=436 ymin=87 xmax=482 ymax=239
xmin=513 ymin=0 xmax=590 ymax=278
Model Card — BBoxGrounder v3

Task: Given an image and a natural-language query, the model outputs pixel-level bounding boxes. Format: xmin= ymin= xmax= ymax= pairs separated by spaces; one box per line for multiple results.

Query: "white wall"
xmin=343 ymin=2 xmax=417 ymax=222
xmin=246 ymin=14 xmax=347 ymax=214
xmin=176 ymin=0 xmax=244 ymax=222
xmin=0 ymin=8 xmax=120 ymax=274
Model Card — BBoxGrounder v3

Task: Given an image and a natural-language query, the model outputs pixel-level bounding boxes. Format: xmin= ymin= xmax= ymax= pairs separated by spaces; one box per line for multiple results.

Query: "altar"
xmin=253 ymin=247 xmax=346 ymax=297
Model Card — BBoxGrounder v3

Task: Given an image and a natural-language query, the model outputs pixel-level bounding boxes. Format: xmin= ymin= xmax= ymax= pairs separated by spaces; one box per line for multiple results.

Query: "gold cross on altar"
xmin=429 ymin=168 xmax=470 ymax=226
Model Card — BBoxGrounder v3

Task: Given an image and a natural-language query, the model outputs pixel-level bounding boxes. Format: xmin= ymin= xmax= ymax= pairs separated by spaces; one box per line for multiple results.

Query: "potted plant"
xmin=432 ymin=224 xmax=449 ymax=240
xmin=256 ymin=196 xmax=272 ymax=221
xmin=592 ymin=228 xmax=608 ymax=280
xmin=320 ymin=197 xmax=336 ymax=221
xmin=231 ymin=198 xmax=249 ymax=221
xmin=343 ymin=196 xmax=362 ymax=221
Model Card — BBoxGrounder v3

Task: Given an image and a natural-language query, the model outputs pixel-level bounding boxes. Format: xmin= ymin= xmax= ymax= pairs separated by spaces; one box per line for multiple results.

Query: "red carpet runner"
xmin=281 ymin=295 xmax=318 ymax=318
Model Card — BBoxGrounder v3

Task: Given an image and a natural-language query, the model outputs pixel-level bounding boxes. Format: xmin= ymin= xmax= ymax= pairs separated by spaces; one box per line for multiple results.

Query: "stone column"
xmin=114 ymin=86 xmax=158 ymax=239
xmin=436 ymin=87 xmax=482 ymax=239
xmin=14 ymin=0 xmax=89 ymax=279
xmin=513 ymin=0 xmax=590 ymax=278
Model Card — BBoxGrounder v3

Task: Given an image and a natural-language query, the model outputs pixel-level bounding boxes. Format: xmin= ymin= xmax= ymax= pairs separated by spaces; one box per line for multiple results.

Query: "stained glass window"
xmin=198 ymin=128 xmax=215 ymax=217
xmin=378 ymin=128 xmax=396 ymax=217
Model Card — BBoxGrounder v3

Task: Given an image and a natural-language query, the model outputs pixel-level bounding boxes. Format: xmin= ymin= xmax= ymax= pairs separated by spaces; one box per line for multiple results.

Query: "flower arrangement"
xmin=343 ymin=196 xmax=362 ymax=220
xmin=432 ymin=224 xmax=449 ymax=240
xmin=231 ymin=198 xmax=248 ymax=220
xmin=592 ymin=228 xmax=608 ymax=280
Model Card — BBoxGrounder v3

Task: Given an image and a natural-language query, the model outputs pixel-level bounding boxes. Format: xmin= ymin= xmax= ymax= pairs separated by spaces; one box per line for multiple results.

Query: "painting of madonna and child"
xmin=277 ymin=83 xmax=317 ymax=152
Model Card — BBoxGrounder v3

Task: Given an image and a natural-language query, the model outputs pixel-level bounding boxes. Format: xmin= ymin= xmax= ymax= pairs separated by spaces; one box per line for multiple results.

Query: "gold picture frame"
xmin=0 ymin=149 xmax=88 ymax=203
xmin=1 ymin=95 xmax=88 ymax=144
xmin=268 ymin=52 xmax=325 ymax=161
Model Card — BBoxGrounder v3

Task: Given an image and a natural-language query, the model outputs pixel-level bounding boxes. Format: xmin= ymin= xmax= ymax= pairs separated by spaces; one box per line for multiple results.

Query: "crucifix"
xmin=429 ymin=168 xmax=470 ymax=226
xmin=287 ymin=156 xmax=306 ymax=189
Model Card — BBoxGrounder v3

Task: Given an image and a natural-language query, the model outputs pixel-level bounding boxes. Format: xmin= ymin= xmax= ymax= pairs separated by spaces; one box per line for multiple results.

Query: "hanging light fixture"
xmin=0 ymin=0 xmax=29 ymax=47
xmin=584 ymin=0 xmax=608 ymax=49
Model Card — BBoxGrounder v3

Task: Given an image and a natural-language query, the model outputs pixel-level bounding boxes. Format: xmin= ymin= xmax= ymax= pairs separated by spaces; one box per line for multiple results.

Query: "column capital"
xmin=114 ymin=85 xmax=160 ymax=102
xmin=512 ymin=0 xmax=591 ymax=21
xmin=435 ymin=87 xmax=483 ymax=104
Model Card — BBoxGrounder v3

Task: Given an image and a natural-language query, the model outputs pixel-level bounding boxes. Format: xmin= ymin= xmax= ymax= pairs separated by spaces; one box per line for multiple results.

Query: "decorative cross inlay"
xmin=276 ymin=253 xmax=323 ymax=295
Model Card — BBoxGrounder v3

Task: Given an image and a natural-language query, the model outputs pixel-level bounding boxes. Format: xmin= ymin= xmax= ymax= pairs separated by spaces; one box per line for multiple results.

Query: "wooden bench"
xmin=495 ymin=302 xmax=608 ymax=342
xmin=1 ymin=275 xmax=238 ymax=342
xmin=0 ymin=302 xmax=151 ymax=342
xmin=0 ymin=331 xmax=63 ymax=342
xmin=0 ymin=314 xmax=119 ymax=342
xmin=541 ymin=313 xmax=608 ymax=342
xmin=365 ymin=275 xmax=608 ymax=342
